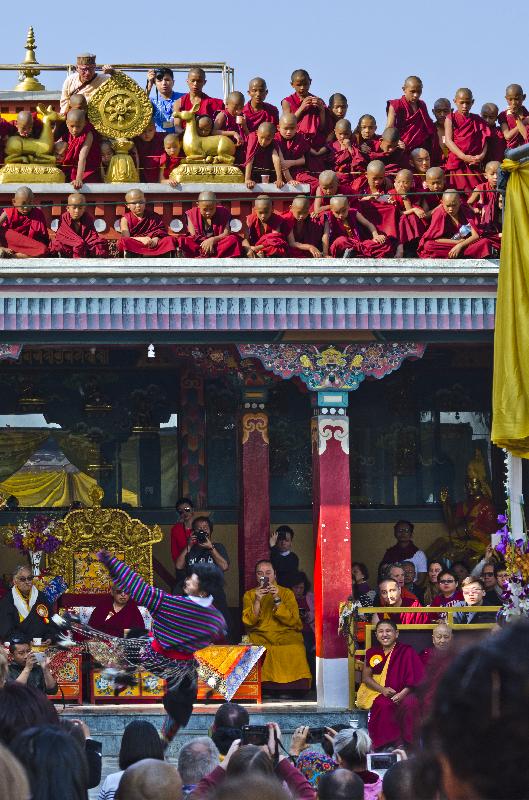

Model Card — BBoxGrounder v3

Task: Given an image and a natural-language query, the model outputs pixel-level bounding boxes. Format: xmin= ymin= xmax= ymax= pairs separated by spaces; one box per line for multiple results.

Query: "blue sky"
xmin=1 ymin=1 xmax=528 ymax=129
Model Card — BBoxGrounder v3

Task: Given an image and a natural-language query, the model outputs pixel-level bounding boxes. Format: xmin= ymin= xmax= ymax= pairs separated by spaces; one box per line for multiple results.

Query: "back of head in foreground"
xmin=381 ymin=759 xmax=416 ymax=800
xmin=212 ymin=701 xmax=250 ymax=755
xmin=177 ymin=736 xmax=219 ymax=784
xmin=0 ymin=682 xmax=59 ymax=746
xmin=118 ymin=719 xmax=165 ymax=770
xmin=208 ymin=774 xmax=290 ymax=800
xmin=423 ymin=618 xmax=529 ymax=800
xmin=115 ymin=758 xmax=182 ymax=800
xmin=10 ymin=725 xmax=89 ymax=800
xmin=0 ymin=743 xmax=31 ymax=800
xmin=318 ymin=768 xmax=364 ymax=800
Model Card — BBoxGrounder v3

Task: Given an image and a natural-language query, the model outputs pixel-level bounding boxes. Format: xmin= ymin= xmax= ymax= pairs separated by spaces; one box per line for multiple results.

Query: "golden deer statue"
xmin=174 ymin=102 xmax=236 ymax=165
xmin=5 ymin=105 xmax=64 ymax=164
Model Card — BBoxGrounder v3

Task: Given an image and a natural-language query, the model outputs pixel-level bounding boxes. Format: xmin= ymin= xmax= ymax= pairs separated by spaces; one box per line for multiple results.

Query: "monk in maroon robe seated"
xmin=481 ymin=104 xmax=505 ymax=164
xmin=329 ymin=119 xmax=362 ymax=195
xmin=323 ymin=195 xmax=393 ymax=259
xmin=369 ymin=128 xmax=410 ymax=176
xmin=88 ymin=584 xmax=145 ymax=638
xmin=244 ymin=122 xmax=284 ymax=189
xmin=359 ymin=619 xmax=424 ymax=749
xmin=418 ymin=189 xmax=493 ymax=259
xmin=358 ymin=161 xmax=399 ymax=256
xmin=118 ymin=189 xmax=175 ymax=257
xmin=386 ymin=76 xmax=435 ymax=152
xmin=50 ymin=192 xmax=108 ymax=258
xmin=213 ymin=92 xmax=249 ymax=165
xmin=179 ymin=191 xmax=243 ymax=258
xmin=445 ymin=89 xmax=490 ymax=193
xmin=4 ymin=110 xmax=43 ymax=144
xmin=274 ymin=113 xmax=312 ymax=187
xmin=430 ymin=98 xmax=451 ymax=167
xmin=423 ymin=167 xmax=448 ymax=220
xmin=281 ymin=69 xmax=327 ymax=142
xmin=389 ymin=169 xmax=428 ymax=257
xmin=60 ymin=109 xmax=102 ymax=188
xmin=468 ymin=162 xmax=502 ymax=255
xmin=372 ymin=578 xmax=428 ymax=625
xmin=243 ymin=77 xmax=279 ymax=133
xmin=244 ymin=195 xmax=289 ymax=257
xmin=172 ymin=67 xmax=224 ymax=120
xmin=498 ymin=83 xmax=529 ymax=151
xmin=159 ymin=134 xmax=183 ymax=187
xmin=0 ymin=187 xmax=49 ymax=258
xmin=133 ymin=121 xmax=165 ymax=183
xmin=312 ymin=170 xmax=340 ymax=217
xmin=283 ymin=196 xmax=323 ymax=258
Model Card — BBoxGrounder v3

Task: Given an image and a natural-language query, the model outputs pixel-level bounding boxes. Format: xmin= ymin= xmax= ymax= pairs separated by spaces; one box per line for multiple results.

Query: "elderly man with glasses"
xmin=60 ymin=54 xmax=115 ymax=114
xmin=0 ymin=565 xmax=59 ymax=645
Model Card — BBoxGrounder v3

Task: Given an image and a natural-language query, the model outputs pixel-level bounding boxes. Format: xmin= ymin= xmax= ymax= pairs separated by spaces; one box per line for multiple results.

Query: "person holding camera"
xmin=170 ymin=497 xmax=195 ymax=568
xmin=7 ymin=638 xmax=58 ymax=695
xmin=269 ymin=525 xmax=299 ymax=586
xmin=145 ymin=67 xmax=184 ymax=133
xmin=242 ymin=560 xmax=311 ymax=696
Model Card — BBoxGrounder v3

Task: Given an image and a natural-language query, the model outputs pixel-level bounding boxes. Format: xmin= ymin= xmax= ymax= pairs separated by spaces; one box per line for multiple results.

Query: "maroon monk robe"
xmin=484 ymin=124 xmax=505 ymax=163
xmin=274 ymin=131 xmax=311 ymax=180
xmin=282 ymin=93 xmax=326 ymax=141
xmin=282 ymin=210 xmax=324 ymax=257
xmin=159 ymin=152 xmax=183 ymax=180
xmin=389 ymin=190 xmax=428 ymax=247
xmin=473 ymin=181 xmax=502 ymax=253
xmin=179 ymin=93 xmax=224 ymax=118
xmin=118 ymin=209 xmax=175 ymax=256
xmin=325 ymin=210 xmax=393 ymax=258
xmin=0 ymin=116 xmax=13 ymax=167
xmin=377 ymin=595 xmax=429 ymax=625
xmin=244 ymin=132 xmax=277 ymax=179
xmin=498 ymin=106 xmax=529 ymax=150
xmin=243 ymin=101 xmax=279 ymax=133
xmin=369 ymin=140 xmax=411 ymax=175
xmin=246 ymin=211 xmax=289 ymax=257
xmin=429 ymin=127 xmax=449 ymax=167
xmin=217 ymin=110 xmax=247 ymax=164
xmin=1 ymin=207 xmax=49 ymax=256
xmin=445 ymin=111 xmax=490 ymax=192
xmin=179 ymin=205 xmax=243 ymax=257
xmin=417 ymin=203 xmax=493 ymax=259
xmin=134 ymin=132 xmax=165 ymax=182
xmin=61 ymin=121 xmax=102 ymax=183
xmin=88 ymin=595 xmax=145 ymax=638
xmin=49 ymin=210 xmax=108 ymax=258
xmin=358 ymin=198 xmax=399 ymax=255
xmin=365 ymin=642 xmax=424 ymax=749
xmin=387 ymin=97 xmax=435 ymax=151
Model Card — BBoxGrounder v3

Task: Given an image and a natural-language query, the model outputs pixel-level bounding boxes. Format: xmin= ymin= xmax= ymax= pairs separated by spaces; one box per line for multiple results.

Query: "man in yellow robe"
xmin=242 ymin=559 xmax=311 ymax=694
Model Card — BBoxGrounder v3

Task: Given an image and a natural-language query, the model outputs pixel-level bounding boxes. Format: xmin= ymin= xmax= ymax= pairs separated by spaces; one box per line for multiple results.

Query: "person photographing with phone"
xmin=7 ymin=638 xmax=58 ymax=695
xmin=242 ymin=560 xmax=311 ymax=697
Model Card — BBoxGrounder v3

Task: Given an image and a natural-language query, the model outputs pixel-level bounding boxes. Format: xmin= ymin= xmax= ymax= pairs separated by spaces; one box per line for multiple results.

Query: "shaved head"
xmin=434 ymin=97 xmax=451 ymax=110
xmin=396 ymin=168 xmax=414 ymax=182
xmin=291 ymin=195 xmax=310 ymax=210
xmin=506 ymin=83 xmax=524 ymax=95
xmin=68 ymin=93 xmax=88 ymax=110
xmin=404 ymin=75 xmax=423 ymax=87
xmin=381 ymin=127 xmax=399 ymax=144
xmin=198 ymin=191 xmax=217 ymax=203
xmin=67 ymin=192 xmax=86 ymax=205
xmin=426 ymin=166 xmax=445 ymax=181
xmin=335 ymin=119 xmax=352 ymax=133
xmin=481 ymin=102 xmax=499 ymax=116
xmin=14 ymin=186 xmax=34 ymax=203
xmin=330 ymin=195 xmax=349 ymax=211
xmin=16 ymin=111 xmax=33 ymax=125
xmin=249 ymin=77 xmax=267 ymax=90
xmin=455 ymin=87 xmax=473 ymax=100
xmin=66 ymin=109 xmax=86 ymax=124
xmin=366 ymin=160 xmax=385 ymax=176
xmin=257 ymin=121 xmax=276 ymax=137
xmin=485 ymin=160 xmax=500 ymax=173
xmin=319 ymin=170 xmax=338 ymax=188
xmin=227 ymin=91 xmax=244 ymax=106
xmin=125 ymin=189 xmax=145 ymax=203
xmin=254 ymin=194 xmax=272 ymax=208
xmin=115 ymin=759 xmax=182 ymax=800
xmin=188 ymin=67 xmax=206 ymax=80
xmin=279 ymin=112 xmax=297 ymax=126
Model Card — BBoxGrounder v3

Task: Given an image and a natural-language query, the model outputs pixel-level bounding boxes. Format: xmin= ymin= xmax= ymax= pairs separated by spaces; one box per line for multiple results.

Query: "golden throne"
xmin=48 ymin=485 xmax=162 ymax=602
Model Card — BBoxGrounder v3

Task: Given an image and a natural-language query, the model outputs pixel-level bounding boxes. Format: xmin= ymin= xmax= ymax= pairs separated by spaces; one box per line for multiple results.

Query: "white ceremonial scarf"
xmin=12 ymin=585 xmax=38 ymax=620
xmin=188 ymin=594 xmax=213 ymax=607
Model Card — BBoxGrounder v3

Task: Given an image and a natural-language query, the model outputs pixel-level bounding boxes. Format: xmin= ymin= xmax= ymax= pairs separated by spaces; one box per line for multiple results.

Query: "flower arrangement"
xmin=3 ymin=514 xmax=61 ymax=556
xmin=494 ymin=504 xmax=529 ymax=619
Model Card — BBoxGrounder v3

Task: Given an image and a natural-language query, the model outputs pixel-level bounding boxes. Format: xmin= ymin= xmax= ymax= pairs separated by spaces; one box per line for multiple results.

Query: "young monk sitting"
xmin=468 ymin=161 xmax=502 ymax=254
xmin=50 ymin=192 xmax=108 ymax=258
xmin=370 ymin=127 xmax=410 ymax=176
xmin=118 ymin=189 xmax=175 ymax=257
xmin=323 ymin=195 xmax=392 ymax=258
xmin=159 ymin=134 xmax=183 ymax=187
xmin=274 ymin=113 xmax=311 ymax=185
xmin=409 ymin=148 xmax=431 ymax=192
xmin=430 ymin=98 xmax=451 ymax=166
xmin=386 ymin=76 xmax=435 ymax=152
xmin=243 ymin=195 xmax=289 ymax=257
xmin=197 ymin=115 xmax=214 ymax=137
xmin=53 ymin=93 xmax=87 ymax=141
xmin=133 ymin=120 xmax=165 ymax=183
xmin=445 ymin=88 xmax=490 ymax=192
xmin=61 ymin=109 xmax=102 ymax=188
xmin=326 ymin=93 xmax=349 ymax=141
xmin=390 ymin=169 xmax=428 ymax=257
xmin=283 ymin=195 xmax=323 ymax=258
xmin=282 ymin=69 xmax=327 ymax=141
xmin=329 ymin=119 xmax=363 ymax=189
xmin=172 ymin=67 xmax=224 ymax=118
xmin=358 ymin=161 xmax=399 ymax=256
xmin=481 ymin=104 xmax=505 ymax=163
xmin=7 ymin=110 xmax=43 ymax=141
xmin=214 ymin=91 xmax=249 ymax=162
xmin=243 ymin=77 xmax=279 ymax=132
xmin=179 ymin=191 xmax=243 ymax=258
xmin=244 ymin=122 xmax=284 ymax=189
xmin=353 ymin=114 xmax=379 ymax=156
xmin=0 ymin=187 xmax=49 ymax=258
xmin=417 ymin=188 xmax=493 ymax=259
xmin=423 ymin=166 xmax=448 ymax=215
xmin=100 ymin=139 xmax=114 ymax=180
xmin=312 ymin=170 xmax=340 ymax=217
xmin=498 ymin=84 xmax=529 ymax=151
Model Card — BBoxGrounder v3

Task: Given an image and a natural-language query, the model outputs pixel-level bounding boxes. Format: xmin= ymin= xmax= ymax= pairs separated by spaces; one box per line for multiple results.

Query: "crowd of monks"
xmin=0 ymin=70 xmax=521 ymax=259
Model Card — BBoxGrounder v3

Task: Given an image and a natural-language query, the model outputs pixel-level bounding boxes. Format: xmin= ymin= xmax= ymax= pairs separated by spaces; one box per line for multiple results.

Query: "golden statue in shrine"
xmin=0 ymin=106 xmax=66 ymax=184
xmin=172 ymin=103 xmax=244 ymax=184
xmin=88 ymin=72 xmax=153 ymax=183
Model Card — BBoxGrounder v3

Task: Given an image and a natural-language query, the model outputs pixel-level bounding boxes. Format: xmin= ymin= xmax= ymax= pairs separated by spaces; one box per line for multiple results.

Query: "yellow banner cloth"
xmin=492 ymin=159 xmax=529 ymax=457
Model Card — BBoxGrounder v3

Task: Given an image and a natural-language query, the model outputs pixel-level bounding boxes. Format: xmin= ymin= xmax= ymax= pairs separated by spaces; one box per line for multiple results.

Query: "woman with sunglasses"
xmin=429 ymin=569 xmax=463 ymax=621
xmin=146 ymin=67 xmax=183 ymax=133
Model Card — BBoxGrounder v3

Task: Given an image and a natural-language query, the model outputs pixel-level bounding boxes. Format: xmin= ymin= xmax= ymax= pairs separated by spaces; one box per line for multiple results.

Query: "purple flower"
xmin=42 ymin=535 xmax=60 ymax=554
xmin=515 ymin=538 xmax=525 ymax=549
xmin=498 ymin=514 xmax=508 ymax=524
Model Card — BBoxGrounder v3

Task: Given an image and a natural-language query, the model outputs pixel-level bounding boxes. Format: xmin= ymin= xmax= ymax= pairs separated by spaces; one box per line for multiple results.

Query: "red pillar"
xmin=238 ymin=394 xmax=270 ymax=593
xmin=312 ymin=393 xmax=352 ymax=707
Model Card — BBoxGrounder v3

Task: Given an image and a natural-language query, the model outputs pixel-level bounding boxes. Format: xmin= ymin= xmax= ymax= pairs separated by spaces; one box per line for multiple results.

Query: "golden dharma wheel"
xmin=88 ymin=72 xmax=152 ymax=140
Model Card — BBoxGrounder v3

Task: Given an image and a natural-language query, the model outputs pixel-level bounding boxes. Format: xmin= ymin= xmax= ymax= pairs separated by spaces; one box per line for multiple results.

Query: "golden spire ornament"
xmin=15 ymin=26 xmax=46 ymax=92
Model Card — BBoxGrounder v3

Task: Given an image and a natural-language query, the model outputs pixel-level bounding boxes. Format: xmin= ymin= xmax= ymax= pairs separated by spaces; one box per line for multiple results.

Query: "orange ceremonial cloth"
xmin=195 ymin=644 xmax=265 ymax=700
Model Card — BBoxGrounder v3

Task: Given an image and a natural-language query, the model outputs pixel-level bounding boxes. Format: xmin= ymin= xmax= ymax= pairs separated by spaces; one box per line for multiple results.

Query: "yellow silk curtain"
xmin=0 ymin=470 xmax=99 ymax=507
xmin=0 ymin=431 xmax=50 ymax=481
xmin=492 ymin=159 xmax=529 ymax=457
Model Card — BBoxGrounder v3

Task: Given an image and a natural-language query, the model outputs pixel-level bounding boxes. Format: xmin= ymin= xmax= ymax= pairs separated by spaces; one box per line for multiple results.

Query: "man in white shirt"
xmin=60 ymin=54 xmax=114 ymax=113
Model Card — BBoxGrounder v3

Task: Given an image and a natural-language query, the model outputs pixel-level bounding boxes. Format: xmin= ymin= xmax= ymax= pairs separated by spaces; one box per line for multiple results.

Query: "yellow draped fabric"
xmin=242 ymin=585 xmax=311 ymax=684
xmin=0 ymin=470 xmax=98 ymax=507
xmin=0 ymin=431 xmax=50 ymax=481
xmin=492 ymin=159 xmax=529 ymax=457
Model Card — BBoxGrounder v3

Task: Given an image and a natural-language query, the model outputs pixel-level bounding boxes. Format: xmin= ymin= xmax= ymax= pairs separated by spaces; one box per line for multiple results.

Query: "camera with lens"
xmin=241 ymin=725 xmax=269 ymax=746
xmin=307 ymin=727 xmax=325 ymax=744
xmin=195 ymin=530 xmax=209 ymax=544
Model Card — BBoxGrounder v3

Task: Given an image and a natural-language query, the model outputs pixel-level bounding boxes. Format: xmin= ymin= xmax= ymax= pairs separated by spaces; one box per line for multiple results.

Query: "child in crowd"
xmin=283 ymin=195 xmax=324 ymax=258
xmin=409 ymin=148 xmax=431 ymax=191
xmin=430 ymin=98 xmax=451 ymax=165
xmin=214 ymin=91 xmax=249 ymax=157
xmin=468 ymin=161 xmax=502 ymax=254
xmin=312 ymin=170 xmax=340 ymax=216
xmin=244 ymin=122 xmax=284 ymax=189
xmin=196 ymin=115 xmax=214 ymax=137
xmin=179 ymin=191 xmax=243 ymax=257
xmin=0 ymin=186 xmax=49 ymax=258
xmin=243 ymin=77 xmax=279 ymax=132
xmin=173 ymin=68 xmax=224 ymax=119
xmin=423 ymin=167 xmax=448 ymax=214
xmin=498 ymin=83 xmax=529 ymax=150
xmin=244 ymin=194 xmax=289 ymax=257
xmin=390 ymin=168 xmax=428 ymax=257
xmin=159 ymin=134 xmax=183 ymax=187
xmin=49 ymin=192 xmax=108 ymax=258
xmin=326 ymin=93 xmax=348 ymax=141
xmin=118 ymin=189 xmax=175 ymax=257
xmin=359 ymin=161 xmax=399 ymax=255
xmin=60 ymin=109 xmax=101 ymax=188
xmin=100 ymin=139 xmax=114 ymax=180
xmin=274 ymin=114 xmax=311 ymax=185
xmin=371 ymin=127 xmax=410 ymax=175
xmin=323 ymin=195 xmax=391 ymax=258
xmin=480 ymin=103 xmax=505 ymax=163
xmin=53 ymin=93 xmax=86 ymax=141
xmin=282 ymin=69 xmax=327 ymax=139
xmin=133 ymin=120 xmax=165 ymax=183
xmin=417 ymin=188 xmax=493 ymax=259
xmin=445 ymin=88 xmax=490 ymax=192
xmin=386 ymin=76 xmax=435 ymax=151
